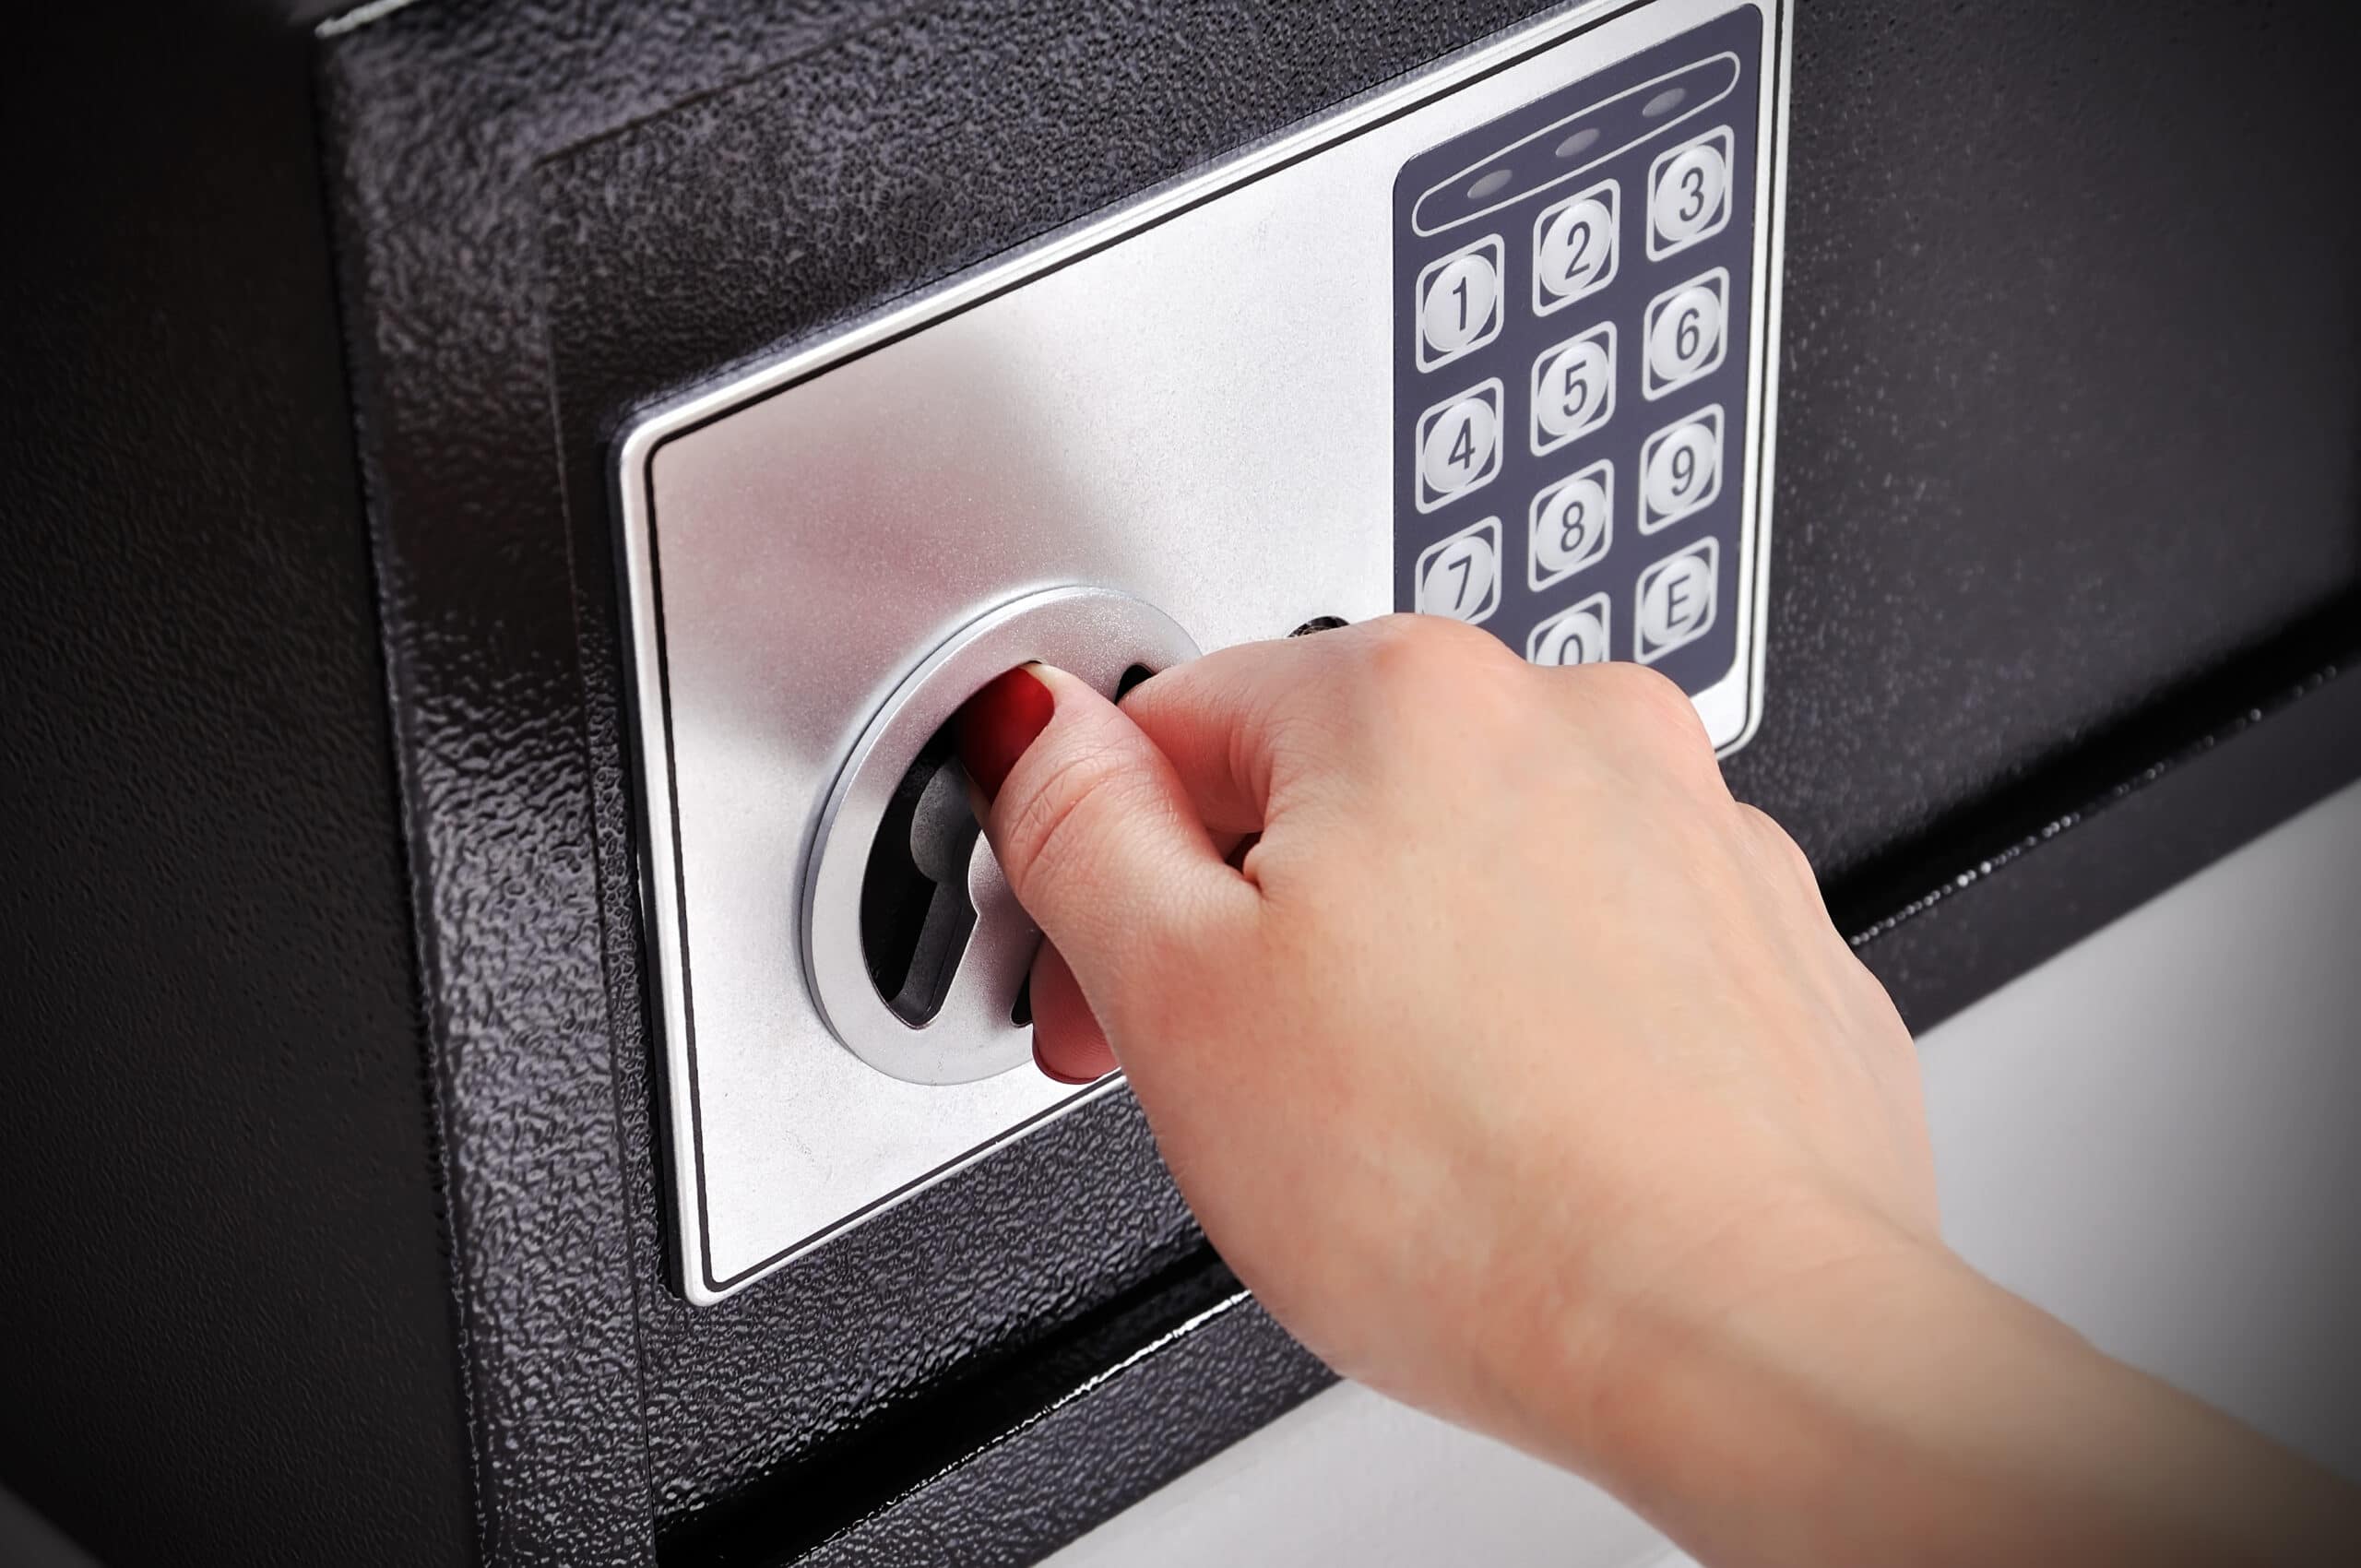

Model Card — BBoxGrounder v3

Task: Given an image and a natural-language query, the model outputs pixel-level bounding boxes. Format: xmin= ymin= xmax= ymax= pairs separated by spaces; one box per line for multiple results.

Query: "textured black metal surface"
xmin=310 ymin=0 xmax=2361 ymax=1563
xmin=0 ymin=2 xmax=475 ymax=1564
xmin=1731 ymin=0 xmax=2361 ymax=882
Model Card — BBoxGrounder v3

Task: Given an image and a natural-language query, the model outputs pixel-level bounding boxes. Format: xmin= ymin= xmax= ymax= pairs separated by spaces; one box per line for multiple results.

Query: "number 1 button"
xmin=1415 ymin=517 xmax=1502 ymax=626
xmin=1415 ymin=236 xmax=1503 ymax=371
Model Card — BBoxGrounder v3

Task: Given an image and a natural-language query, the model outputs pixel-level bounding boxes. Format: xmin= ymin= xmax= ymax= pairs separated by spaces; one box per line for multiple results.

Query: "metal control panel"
xmin=616 ymin=0 xmax=1790 ymax=1302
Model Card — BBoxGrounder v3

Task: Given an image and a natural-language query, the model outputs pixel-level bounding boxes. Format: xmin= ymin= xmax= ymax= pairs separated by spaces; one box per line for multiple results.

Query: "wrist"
xmin=1493 ymin=1182 xmax=1975 ymax=1492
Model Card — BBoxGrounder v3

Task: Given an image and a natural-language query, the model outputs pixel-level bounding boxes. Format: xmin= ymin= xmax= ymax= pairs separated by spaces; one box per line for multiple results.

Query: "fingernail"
xmin=954 ymin=664 xmax=1053 ymax=802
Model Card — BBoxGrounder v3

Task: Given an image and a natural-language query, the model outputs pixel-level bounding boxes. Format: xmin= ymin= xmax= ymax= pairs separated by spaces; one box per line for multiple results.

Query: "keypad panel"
xmin=1394 ymin=8 xmax=1762 ymax=700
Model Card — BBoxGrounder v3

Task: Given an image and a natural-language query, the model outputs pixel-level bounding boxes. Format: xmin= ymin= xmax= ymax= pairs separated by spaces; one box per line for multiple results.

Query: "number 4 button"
xmin=1414 ymin=517 xmax=1502 ymax=626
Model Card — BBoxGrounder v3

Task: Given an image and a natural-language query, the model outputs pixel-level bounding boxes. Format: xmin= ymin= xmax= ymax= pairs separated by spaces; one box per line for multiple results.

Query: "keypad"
xmin=1394 ymin=9 xmax=1762 ymax=700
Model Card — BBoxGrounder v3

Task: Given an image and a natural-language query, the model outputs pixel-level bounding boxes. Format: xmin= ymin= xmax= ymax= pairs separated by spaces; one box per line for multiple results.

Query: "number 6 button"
xmin=1415 ymin=380 xmax=1504 ymax=511
xmin=1640 ymin=406 xmax=1724 ymax=532
xmin=1415 ymin=517 xmax=1502 ymax=626
xmin=1643 ymin=269 xmax=1727 ymax=398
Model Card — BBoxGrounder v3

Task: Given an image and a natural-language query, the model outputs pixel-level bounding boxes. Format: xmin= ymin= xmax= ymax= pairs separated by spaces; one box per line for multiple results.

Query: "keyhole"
xmin=858 ymin=729 xmax=984 ymax=1027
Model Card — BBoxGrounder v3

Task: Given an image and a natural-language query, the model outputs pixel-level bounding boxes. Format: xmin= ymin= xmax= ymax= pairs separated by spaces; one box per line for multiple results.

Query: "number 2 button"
xmin=1532 ymin=182 xmax=1617 ymax=315
xmin=1415 ymin=380 xmax=1503 ymax=511
xmin=1415 ymin=517 xmax=1502 ymax=626
xmin=1415 ymin=236 xmax=1503 ymax=371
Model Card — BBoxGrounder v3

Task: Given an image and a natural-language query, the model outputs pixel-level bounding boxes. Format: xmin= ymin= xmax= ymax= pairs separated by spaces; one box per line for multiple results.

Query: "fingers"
xmin=955 ymin=663 xmax=1252 ymax=995
xmin=1027 ymin=943 xmax=1118 ymax=1084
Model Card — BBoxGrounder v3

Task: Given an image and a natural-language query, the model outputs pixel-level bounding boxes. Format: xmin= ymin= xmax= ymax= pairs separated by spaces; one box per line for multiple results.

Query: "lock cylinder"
xmin=801 ymin=585 xmax=1200 ymax=1086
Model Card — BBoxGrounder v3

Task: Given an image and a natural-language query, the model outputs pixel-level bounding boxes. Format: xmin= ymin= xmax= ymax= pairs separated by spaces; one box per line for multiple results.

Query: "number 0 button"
xmin=1644 ymin=270 xmax=1728 ymax=397
xmin=1640 ymin=407 xmax=1724 ymax=532
xmin=1415 ymin=381 xmax=1503 ymax=511
xmin=1527 ymin=593 xmax=1612 ymax=667
xmin=1415 ymin=237 xmax=1503 ymax=370
xmin=1648 ymin=128 xmax=1732 ymax=257
xmin=1415 ymin=517 xmax=1502 ymax=626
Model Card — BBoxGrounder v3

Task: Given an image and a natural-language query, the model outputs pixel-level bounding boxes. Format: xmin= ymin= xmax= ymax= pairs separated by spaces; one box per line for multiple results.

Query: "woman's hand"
xmin=956 ymin=615 xmax=1934 ymax=1460
xmin=955 ymin=615 xmax=2361 ymax=1567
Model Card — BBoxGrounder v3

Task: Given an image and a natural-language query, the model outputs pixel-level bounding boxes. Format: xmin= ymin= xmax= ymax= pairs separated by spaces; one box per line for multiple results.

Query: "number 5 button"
xmin=1530 ymin=325 xmax=1615 ymax=456
xmin=1414 ymin=235 xmax=1504 ymax=371
xmin=1415 ymin=380 xmax=1503 ymax=511
xmin=1415 ymin=517 xmax=1502 ymax=626
xmin=1643 ymin=268 xmax=1728 ymax=398
xmin=1640 ymin=406 xmax=1724 ymax=532
xmin=1647 ymin=126 xmax=1732 ymax=258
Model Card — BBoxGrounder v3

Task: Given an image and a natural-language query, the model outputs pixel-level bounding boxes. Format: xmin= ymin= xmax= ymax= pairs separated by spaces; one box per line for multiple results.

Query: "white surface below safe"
xmin=1049 ymin=778 xmax=2361 ymax=1566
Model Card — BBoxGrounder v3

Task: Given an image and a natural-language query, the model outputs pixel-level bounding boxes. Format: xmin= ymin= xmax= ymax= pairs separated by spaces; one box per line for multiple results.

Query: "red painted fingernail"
xmin=954 ymin=665 xmax=1054 ymax=802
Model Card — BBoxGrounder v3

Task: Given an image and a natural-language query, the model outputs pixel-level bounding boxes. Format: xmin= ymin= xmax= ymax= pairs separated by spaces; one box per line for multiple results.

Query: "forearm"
xmin=1513 ymin=1215 xmax=2361 ymax=1567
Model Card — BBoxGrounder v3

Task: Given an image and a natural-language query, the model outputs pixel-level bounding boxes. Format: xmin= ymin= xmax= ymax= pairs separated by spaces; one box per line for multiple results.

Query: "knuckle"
xmin=1592 ymin=661 xmax=1715 ymax=758
xmin=997 ymin=735 xmax=1141 ymax=909
xmin=1738 ymin=802 xmax=1820 ymax=886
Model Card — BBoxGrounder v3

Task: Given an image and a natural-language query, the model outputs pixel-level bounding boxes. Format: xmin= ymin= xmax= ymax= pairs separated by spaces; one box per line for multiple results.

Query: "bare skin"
xmin=952 ymin=614 xmax=2360 ymax=1567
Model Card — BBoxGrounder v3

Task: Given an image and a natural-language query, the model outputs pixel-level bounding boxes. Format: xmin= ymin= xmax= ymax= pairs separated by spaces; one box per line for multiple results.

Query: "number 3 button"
xmin=1415 ymin=517 xmax=1502 ymax=626
xmin=1648 ymin=127 xmax=1732 ymax=258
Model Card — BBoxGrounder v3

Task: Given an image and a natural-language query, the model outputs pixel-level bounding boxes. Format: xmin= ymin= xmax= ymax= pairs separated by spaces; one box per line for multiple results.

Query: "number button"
xmin=1414 ymin=381 xmax=1504 ymax=511
xmin=1414 ymin=517 xmax=1502 ymax=625
xmin=1530 ymin=325 xmax=1616 ymax=455
xmin=1528 ymin=460 xmax=1613 ymax=588
xmin=1648 ymin=127 xmax=1732 ymax=257
xmin=1635 ymin=538 xmax=1720 ymax=663
xmin=1640 ymin=407 xmax=1724 ymax=532
xmin=1415 ymin=236 xmax=1504 ymax=370
xmin=1527 ymin=593 xmax=1612 ymax=667
xmin=1532 ymin=182 xmax=1618 ymax=315
xmin=1643 ymin=269 xmax=1728 ymax=397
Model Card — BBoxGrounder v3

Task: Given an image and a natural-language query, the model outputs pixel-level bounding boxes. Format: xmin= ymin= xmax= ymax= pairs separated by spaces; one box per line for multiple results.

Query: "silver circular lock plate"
xmin=801 ymin=586 xmax=1201 ymax=1085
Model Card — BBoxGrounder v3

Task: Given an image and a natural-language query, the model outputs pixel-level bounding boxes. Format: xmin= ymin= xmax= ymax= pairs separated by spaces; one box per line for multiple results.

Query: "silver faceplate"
xmin=616 ymin=0 xmax=1790 ymax=1303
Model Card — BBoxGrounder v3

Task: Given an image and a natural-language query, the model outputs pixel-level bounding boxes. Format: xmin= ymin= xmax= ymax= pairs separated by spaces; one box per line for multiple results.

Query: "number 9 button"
xmin=1640 ymin=407 xmax=1724 ymax=533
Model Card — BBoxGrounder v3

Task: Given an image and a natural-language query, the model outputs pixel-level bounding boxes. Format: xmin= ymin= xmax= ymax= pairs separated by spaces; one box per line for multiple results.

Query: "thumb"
xmin=953 ymin=663 xmax=1247 ymax=993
